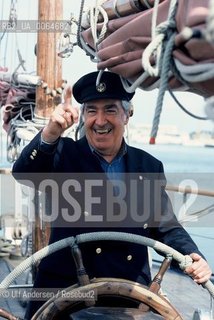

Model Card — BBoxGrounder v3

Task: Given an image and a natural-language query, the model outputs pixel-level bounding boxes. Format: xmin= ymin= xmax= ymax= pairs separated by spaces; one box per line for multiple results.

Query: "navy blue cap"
xmin=73 ymin=71 xmax=135 ymax=103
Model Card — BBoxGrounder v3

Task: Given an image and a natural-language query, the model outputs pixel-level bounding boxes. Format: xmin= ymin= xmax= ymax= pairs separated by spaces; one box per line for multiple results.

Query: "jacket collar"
xmin=77 ymin=137 xmax=143 ymax=173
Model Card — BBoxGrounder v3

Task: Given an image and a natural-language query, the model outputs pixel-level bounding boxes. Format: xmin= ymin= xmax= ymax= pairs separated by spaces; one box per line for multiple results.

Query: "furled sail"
xmin=80 ymin=0 xmax=214 ymax=98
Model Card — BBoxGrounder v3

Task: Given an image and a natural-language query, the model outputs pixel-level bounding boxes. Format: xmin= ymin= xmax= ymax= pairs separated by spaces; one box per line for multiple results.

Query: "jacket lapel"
xmin=125 ymin=144 xmax=143 ymax=173
xmin=76 ymin=137 xmax=104 ymax=173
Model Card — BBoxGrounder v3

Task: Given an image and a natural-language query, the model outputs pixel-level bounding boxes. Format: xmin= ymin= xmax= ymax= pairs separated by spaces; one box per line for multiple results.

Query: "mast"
xmin=33 ymin=0 xmax=63 ymax=255
xmin=35 ymin=0 xmax=63 ymax=118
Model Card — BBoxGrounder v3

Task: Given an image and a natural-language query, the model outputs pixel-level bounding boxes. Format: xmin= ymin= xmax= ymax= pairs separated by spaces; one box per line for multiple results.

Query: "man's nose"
xmin=95 ymin=111 xmax=107 ymax=126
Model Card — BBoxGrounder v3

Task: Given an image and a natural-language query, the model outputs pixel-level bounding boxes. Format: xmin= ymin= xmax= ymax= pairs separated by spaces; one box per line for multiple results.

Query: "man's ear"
xmin=124 ymin=114 xmax=129 ymax=125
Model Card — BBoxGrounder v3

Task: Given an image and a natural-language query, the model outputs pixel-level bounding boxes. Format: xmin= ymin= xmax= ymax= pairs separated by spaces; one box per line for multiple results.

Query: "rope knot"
xmin=178 ymin=255 xmax=193 ymax=270
xmin=155 ymin=20 xmax=176 ymax=38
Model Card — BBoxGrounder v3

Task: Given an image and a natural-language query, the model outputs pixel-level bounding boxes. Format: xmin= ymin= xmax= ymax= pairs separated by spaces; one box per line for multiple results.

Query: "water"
xmin=133 ymin=143 xmax=214 ymax=173
xmin=132 ymin=142 xmax=214 ymax=270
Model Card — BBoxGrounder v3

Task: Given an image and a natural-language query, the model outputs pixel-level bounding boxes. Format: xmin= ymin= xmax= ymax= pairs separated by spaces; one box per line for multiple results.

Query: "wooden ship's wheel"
xmin=1 ymin=232 xmax=214 ymax=320
xmin=28 ymin=232 xmax=197 ymax=320
xmin=32 ymin=277 xmax=182 ymax=320
xmin=31 ymin=237 xmax=182 ymax=320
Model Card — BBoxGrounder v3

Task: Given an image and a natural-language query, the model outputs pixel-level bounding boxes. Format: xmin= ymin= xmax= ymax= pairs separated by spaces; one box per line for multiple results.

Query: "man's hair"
xmin=121 ymin=100 xmax=133 ymax=116
xmin=81 ymin=100 xmax=133 ymax=116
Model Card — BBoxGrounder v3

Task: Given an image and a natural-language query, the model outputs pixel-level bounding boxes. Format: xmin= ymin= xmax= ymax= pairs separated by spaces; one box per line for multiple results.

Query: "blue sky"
xmin=1 ymin=0 xmax=213 ymax=134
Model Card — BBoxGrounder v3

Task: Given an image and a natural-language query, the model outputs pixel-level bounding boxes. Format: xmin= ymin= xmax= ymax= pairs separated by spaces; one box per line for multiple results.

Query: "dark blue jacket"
xmin=12 ymin=133 xmax=202 ymax=287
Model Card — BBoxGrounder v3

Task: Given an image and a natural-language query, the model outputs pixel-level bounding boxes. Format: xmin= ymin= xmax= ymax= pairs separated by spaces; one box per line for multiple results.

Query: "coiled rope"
xmin=77 ymin=0 xmax=109 ymax=62
xmin=90 ymin=1 xmax=109 ymax=50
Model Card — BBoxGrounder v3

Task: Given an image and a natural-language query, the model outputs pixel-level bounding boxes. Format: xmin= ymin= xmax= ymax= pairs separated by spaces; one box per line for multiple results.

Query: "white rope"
xmin=90 ymin=2 xmax=100 ymax=47
xmin=151 ymin=0 xmax=160 ymax=39
xmin=142 ymin=33 xmax=165 ymax=77
xmin=205 ymin=0 xmax=214 ymax=44
xmin=142 ymin=77 xmax=161 ymax=91
xmin=76 ymin=0 xmax=179 ymax=97
xmin=96 ymin=69 xmax=105 ymax=87
xmin=141 ymin=0 xmax=164 ymax=77
xmin=79 ymin=35 xmax=98 ymax=60
xmin=174 ymin=59 xmax=214 ymax=82
xmin=141 ymin=0 xmax=179 ymax=142
xmin=77 ymin=0 xmax=214 ymax=124
xmin=174 ymin=60 xmax=214 ymax=75
xmin=120 ymin=71 xmax=150 ymax=93
xmin=79 ymin=1 xmax=108 ymax=61
xmin=98 ymin=6 xmax=109 ymax=43
xmin=142 ymin=0 xmax=178 ymax=77
xmin=90 ymin=4 xmax=109 ymax=48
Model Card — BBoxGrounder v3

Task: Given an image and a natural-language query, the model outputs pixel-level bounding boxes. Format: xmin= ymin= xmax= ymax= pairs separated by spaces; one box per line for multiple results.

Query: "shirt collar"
xmin=89 ymin=139 xmax=127 ymax=163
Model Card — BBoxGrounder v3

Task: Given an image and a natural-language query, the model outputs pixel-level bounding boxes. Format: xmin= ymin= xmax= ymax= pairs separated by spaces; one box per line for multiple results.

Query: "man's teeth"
xmin=96 ymin=129 xmax=111 ymax=134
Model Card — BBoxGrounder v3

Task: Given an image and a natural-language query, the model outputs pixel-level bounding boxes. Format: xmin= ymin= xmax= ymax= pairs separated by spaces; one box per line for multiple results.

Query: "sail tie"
xmin=141 ymin=0 xmax=179 ymax=143
xmin=89 ymin=1 xmax=109 ymax=52
xmin=77 ymin=0 xmax=99 ymax=61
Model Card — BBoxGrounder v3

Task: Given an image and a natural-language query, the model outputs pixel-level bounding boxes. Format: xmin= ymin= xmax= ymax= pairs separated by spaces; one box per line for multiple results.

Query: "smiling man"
xmin=12 ymin=71 xmax=212 ymax=319
xmin=74 ymin=71 xmax=133 ymax=163
xmin=83 ymin=99 xmax=127 ymax=161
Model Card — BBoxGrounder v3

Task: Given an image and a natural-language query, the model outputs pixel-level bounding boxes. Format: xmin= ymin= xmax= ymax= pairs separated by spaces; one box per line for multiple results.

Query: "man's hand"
xmin=42 ymin=86 xmax=79 ymax=143
xmin=185 ymin=253 xmax=212 ymax=283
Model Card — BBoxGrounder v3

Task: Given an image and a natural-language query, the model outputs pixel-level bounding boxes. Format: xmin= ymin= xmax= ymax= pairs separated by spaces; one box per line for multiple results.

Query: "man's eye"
xmin=87 ymin=109 xmax=96 ymax=114
xmin=106 ymin=109 xmax=116 ymax=114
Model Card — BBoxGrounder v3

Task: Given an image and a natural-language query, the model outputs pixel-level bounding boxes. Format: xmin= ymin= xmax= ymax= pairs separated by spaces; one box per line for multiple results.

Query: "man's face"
xmin=83 ymin=99 xmax=129 ymax=161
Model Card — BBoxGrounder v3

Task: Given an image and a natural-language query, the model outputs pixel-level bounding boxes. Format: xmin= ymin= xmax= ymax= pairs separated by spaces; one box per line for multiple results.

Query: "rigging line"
xmin=15 ymin=34 xmax=26 ymax=71
xmin=150 ymin=32 xmax=176 ymax=141
xmin=0 ymin=0 xmax=17 ymax=43
xmin=186 ymin=204 xmax=214 ymax=220
xmin=168 ymin=88 xmax=209 ymax=120
xmin=3 ymin=32 xmax=9 ymax=68
xmin=24 ymin=0 xmax=32 ymax=69
xmin=0 ymin=0 xmax=6 ymax=43
xmin=179 ymin=208 xmax=214 ymax=224
xmin=0 ymin=26 xmax=8 ymax=43
xmin=2 ymin=0 xmax=17 ymax=67
xmin=77 ymin=0 xmax=85 ymax=49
